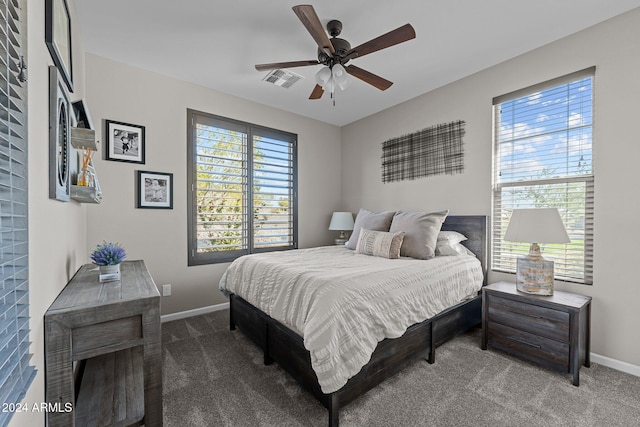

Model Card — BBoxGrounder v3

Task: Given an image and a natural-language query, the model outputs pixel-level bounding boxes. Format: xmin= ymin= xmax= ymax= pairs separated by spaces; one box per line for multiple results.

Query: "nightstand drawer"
xmin=488 ymin=321 xmax=569 ymax=372
xmin=488 ymin=294 xmax=569 ymax=342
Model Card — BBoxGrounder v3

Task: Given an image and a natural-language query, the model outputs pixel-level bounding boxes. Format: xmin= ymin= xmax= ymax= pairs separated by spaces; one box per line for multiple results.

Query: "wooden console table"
xmin=45 ymin=260 xmax=162 ymax=426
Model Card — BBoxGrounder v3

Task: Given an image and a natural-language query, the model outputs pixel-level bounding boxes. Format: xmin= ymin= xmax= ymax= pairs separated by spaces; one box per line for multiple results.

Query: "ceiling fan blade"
xmin=346 ymin=23 xmax=415 ymax=59
xmin=255 ymin=60 xmax=319 ymax=71
xmin=292 ymin=5 xmax=335 ymax=56
xmin=309 ymin=84 xmax=324 ymax=100
xmin=345 ymin=65 xmax=393 ymax=91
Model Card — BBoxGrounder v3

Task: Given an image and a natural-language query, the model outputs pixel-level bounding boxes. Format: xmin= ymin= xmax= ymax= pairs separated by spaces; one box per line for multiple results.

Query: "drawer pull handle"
xmin=509 ymin=336 xmax=541 ymax=348
xmin=497 ymin=306 xmax=542 ymax=319
xmin=524 ymin=313 xmax=542 ymax=319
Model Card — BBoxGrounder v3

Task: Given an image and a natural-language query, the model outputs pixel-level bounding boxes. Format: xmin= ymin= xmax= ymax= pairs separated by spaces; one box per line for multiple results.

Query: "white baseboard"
xmin=161 ymin=304 xmax=640 ymax=379
xmin=161 ymin=302 xmax=229 ymax=323
xmin=590 ymin=352 xmax=640 ymax=377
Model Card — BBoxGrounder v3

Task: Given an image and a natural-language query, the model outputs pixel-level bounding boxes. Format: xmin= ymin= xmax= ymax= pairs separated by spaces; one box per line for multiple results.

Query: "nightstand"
xmin=482 ymin=281 xmax=591 ymax=386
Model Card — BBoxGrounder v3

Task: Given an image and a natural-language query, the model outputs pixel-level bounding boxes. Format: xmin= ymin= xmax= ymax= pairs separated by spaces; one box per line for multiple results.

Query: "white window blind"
xmin=492 ymin=68 xmax=594 ymax=284
xmin=187 ymin=110 xmax=297 ymax=265
xmin=0 ymin=0 xmax=36 ymax=423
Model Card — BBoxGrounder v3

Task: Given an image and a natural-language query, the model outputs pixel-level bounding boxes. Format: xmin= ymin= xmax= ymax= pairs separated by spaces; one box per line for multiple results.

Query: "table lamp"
xmin=329 ymin=212 xmax=354 ymax=245
xmin=504 ymin=208 xmax=570 ymax=295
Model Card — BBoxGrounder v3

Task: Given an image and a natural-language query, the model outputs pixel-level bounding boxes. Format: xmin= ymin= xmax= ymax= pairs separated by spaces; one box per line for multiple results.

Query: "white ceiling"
xmin=74 ymin=1 xmax=640 ymax=127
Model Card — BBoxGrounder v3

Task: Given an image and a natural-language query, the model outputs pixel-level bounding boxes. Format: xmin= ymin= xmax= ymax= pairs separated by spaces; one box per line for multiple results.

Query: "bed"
xmin=220 ymin=215 xmax=487 ymax=427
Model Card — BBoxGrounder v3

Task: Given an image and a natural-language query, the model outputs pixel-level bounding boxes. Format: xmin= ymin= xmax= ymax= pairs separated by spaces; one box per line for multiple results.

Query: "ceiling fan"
xmin=255 ymin=5 xmax=416 ymax=100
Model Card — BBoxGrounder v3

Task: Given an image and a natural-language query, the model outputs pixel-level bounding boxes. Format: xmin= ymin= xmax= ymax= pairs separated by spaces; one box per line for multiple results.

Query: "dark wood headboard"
xmin=441 ymin=215 xmax=488 ymax=284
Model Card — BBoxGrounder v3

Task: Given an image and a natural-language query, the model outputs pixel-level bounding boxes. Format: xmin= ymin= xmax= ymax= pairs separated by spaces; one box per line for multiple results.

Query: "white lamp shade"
xmin=329 ymin=212 xmax=354 ymax=231
xmin=504 ymin=208 xmax=570 ymax=244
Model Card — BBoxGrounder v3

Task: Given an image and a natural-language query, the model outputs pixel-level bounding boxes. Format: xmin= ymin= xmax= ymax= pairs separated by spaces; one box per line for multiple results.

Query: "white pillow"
xmin=436 ymin=241 xmax=475 ymax=257
xmin=437 ymin=230 xmax=467 ymax=245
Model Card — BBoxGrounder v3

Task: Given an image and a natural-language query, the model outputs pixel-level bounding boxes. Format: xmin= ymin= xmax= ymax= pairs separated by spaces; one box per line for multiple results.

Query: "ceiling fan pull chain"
xmin=332 ymin=84 xmax=337 ymax=107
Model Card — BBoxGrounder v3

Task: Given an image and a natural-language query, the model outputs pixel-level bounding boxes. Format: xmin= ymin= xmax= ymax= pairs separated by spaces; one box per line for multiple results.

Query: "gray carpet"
xmin=162 ymin=310 xmax=640 ymax=426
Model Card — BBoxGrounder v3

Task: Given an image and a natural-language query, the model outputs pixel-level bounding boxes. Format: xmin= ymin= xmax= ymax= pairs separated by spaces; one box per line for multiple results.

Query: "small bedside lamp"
xmin=329 ymin=212 xmax=354 ymax=245
xmin=504 ymin=208 xmax=570 ymax=295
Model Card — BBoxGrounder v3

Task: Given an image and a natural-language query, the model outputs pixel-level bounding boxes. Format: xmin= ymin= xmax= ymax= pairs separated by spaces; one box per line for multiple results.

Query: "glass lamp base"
xmin=516 ymin=253 xmax=554 ymax=296
xmin=334 ymin=231 xmax=349 ymax=246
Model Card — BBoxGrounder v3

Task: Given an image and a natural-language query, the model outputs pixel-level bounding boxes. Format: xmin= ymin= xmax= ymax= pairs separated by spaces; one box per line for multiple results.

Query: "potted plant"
xmin=90 ymin=241 xmax=126 ymax=282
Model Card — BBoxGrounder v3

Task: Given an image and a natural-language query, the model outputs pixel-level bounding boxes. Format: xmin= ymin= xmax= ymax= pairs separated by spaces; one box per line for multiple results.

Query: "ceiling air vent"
xmin=262 ymin=69 xmax=303 ymax=89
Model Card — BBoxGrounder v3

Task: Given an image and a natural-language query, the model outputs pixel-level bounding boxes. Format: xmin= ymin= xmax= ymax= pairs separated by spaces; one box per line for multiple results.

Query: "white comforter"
xmin=219 ymin=246 xmax=483 ymax=394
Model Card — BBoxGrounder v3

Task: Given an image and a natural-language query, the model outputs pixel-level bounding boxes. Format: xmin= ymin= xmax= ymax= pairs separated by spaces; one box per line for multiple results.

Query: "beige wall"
xmin=83 ymin=54 xmax=342 ymax=315
xmin=341 ymin=9 xmax=640 ymax=368
xmin=13 ymin=1 xmax=89 ymax=426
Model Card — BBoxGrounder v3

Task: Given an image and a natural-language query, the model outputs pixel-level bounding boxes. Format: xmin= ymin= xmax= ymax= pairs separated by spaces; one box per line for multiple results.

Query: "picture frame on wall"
xmin=72 ymin=99 xmax=94 ymax=129
xmin=137 ymin=171 xmax=173 ymax=209
xmin=45 ymin=0 xmax=73 ymax=92
xmin=105 ymin=120 xmax=146 ymax=164
xmin=48 ymin=66 xmax=71 ymax=202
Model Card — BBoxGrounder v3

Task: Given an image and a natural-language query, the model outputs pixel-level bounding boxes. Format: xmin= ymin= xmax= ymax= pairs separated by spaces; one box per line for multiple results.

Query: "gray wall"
xmin=341 ymin=9 xmax=640 ymax=369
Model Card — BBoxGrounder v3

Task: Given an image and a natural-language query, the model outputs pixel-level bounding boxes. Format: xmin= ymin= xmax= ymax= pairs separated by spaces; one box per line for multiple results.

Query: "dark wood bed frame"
xmin=228 ymin=215 xmax=488 ymax=427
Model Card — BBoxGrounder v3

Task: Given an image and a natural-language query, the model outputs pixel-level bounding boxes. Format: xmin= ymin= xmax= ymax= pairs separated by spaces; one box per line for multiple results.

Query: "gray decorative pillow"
xmin=345 ymin=209 xmax=396 ymax=250
xmin=389 ymin=210 xmax=449 ymax=259
xmin=355 ymin=229 xmax=405 ymax=259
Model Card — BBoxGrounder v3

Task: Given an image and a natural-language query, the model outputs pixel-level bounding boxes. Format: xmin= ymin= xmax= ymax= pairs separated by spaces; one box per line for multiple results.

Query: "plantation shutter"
xmin=251 ymin=128 xmax=296 ymax=251
xmin=492 ymin=67 xmax=595 ymax=285
xmin=191 ymin=114 xmax=249 ymax=263
xmin=188 ymin=111 xmax=297 ymax=265
xmin=0 ymin=0 xmax=36 ymax=424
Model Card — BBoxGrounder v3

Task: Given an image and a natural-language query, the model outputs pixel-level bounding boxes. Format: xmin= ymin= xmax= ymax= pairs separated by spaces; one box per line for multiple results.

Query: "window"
xmin=492 ymin=67 xmax=595 ymax=284
xmin=187 ymin=110 xmax=297 ymax=265
xmin=0 ymin=0 xmax=36 ymax=423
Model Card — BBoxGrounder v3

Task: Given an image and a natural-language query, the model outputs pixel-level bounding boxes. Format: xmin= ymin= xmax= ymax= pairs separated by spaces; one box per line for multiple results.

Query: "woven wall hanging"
xmin=381 ymin=120 xmax=465 ymax=183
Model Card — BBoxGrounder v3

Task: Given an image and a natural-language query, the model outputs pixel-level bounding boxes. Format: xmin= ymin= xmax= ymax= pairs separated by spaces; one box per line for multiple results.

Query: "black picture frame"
xmin=45 ymin=0 xmax=73 ymax=92
xmin=137 ymin=171 xmax=173 ymax=209
xmin=72 ymin=99 xmax=94 ymax=129
xmin=105 ymin=120 xmax=146 ymax=164
xmin=48 ymin=66 xmax=71 ymax=202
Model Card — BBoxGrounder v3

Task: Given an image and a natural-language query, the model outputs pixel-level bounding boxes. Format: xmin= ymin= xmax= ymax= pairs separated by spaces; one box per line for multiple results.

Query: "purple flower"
xmin=90 ymin=242 xmax=126 ymax=266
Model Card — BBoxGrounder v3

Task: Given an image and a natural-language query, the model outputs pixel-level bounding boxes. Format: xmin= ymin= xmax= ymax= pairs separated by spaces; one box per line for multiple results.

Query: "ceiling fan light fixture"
xmin=332 ymin=63 xmax=349 ymax=90
xmin=315 ymin=66 xmax=332 ymax=87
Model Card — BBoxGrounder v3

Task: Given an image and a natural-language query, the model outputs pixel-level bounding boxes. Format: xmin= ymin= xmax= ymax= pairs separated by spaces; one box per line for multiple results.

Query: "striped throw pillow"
xmin=355 ymin=228 xmax=405 ymax=259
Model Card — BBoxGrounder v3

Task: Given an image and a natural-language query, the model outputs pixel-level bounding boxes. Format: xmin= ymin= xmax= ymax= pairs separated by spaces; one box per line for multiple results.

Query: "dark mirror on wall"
xmin=49 ymin=66 xmax=71 ymax=202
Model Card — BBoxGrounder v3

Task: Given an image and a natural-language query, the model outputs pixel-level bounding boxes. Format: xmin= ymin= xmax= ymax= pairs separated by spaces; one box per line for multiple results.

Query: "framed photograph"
xmin=105 ymin=120 xmax=145 ymax=163
xmin=45 ymin=0 xmax=73 ymax=92
xmin=137 ymin=171 xmax=173 ymax=209
xmin=72 ymin=99 xmax=94 ymax=129
xmin=49 ymin=66 xmax=71 ymax=202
